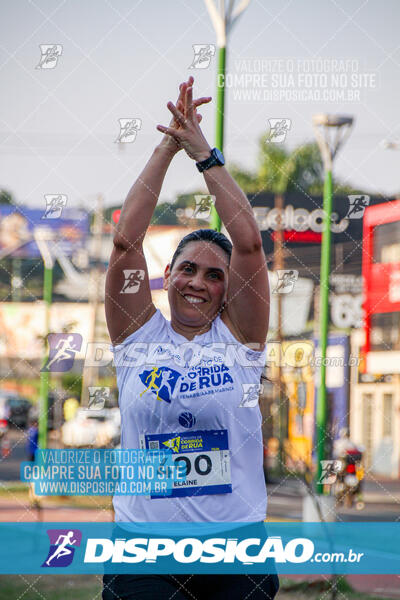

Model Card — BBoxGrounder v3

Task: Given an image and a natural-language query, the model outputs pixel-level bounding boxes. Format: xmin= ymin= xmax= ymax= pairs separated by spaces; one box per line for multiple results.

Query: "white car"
xmin=61 ymin=408 xmax=120 ymax=447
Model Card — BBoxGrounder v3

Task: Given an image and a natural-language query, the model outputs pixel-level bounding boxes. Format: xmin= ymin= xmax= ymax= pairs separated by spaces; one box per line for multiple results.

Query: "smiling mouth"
xmin=183 ymin=294 xmax=207 ymax=304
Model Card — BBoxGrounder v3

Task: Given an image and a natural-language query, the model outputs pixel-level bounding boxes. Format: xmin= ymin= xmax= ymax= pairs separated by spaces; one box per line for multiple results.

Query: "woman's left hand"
xmin=158 ymin=76 xmax=212 ymax=156
xmin=157 ymin=78 xmax=213 ymax=162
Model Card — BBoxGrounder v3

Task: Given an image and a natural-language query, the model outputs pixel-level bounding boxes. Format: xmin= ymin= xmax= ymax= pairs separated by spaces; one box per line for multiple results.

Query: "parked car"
xmin=0 ymin=391 xmax=32 ymax=429
xmin=61 ymin=407 xmax=121 ymax=448
xmin=0 ymin=396 xmax=10 ymax=440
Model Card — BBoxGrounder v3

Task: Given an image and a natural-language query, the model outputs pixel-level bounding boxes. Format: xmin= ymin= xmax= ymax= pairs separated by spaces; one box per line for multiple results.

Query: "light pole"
xmin=312 ymin=114 xmax=353 ymax=495
xmin=81 ymin=194 xmax=104 ymax=407
xmin=34 ymin=226 xmax=55 ymax=450
xmin=380 ymin=139 xmax=400 ymax=150
xmin=204 ymin=0 xmax=251 ymax=232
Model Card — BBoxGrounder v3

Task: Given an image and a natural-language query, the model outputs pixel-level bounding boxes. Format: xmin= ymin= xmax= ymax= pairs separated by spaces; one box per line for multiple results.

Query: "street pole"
xmin=273 ymin=194 xmax=286 ymax=472
xmin=38 ymin=261 xmax=52 ymax=449
xmin=81 ymin=194 xmax=104 ymax=407
xmin=210 ymin=45 xmax=226 ymax=232
xmin=34 ymin=227 xmax=55 ymax=450
xmin=316 ymin=169 xmax=333 ymax=493
xmin=205 ymin=0 xmax=251 ymax=232
xmin=312 ymin=114 xmax=353 ymax=495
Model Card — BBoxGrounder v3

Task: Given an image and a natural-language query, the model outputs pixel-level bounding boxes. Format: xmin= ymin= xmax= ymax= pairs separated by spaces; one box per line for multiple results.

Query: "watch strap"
xmin=196 ymin=148 xmax=221 ymax=172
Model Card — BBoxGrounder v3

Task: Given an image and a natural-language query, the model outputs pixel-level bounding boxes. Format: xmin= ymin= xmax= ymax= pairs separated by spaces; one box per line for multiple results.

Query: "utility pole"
xmin=312 ymin=114 xmax=353 ymax=494
xmin=34 ymin=227 xmax=55 ymax=449
xmin=205 ymin=0 xmax=252 ymax=232
xmin=81 ymin=194 xmax=104 ymax=407
xmin=273 ymin=194 xmax=287 ymax=472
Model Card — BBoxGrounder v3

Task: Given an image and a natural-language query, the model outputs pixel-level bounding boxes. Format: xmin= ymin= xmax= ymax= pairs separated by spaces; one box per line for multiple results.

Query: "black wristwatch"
xmin=195 ymin=147 xmax=225 ymax=172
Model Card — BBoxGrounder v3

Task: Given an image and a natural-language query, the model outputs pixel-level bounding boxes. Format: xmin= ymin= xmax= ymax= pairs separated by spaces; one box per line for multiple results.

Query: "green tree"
xmin=283 ymin=143 xmax=324 ymax=195
xmin=151 ymin=202 xmax=179 ymax=225
xmin=256 ymin=133 xmax=291 ymax=194
xmin=226 ymin=134 xmax=365 ymax=197
xmin=233 ymin=135 xmax=324 ymax=195
xmin=150 ymin=192 xmax=209 ymax=226
xmin=61 ymin=373 xmax=82 ymax=399
xmin=226 ymin=164 xmax=264 ymax=195
xmin=0 ymin=189 xmax=15 ymax=205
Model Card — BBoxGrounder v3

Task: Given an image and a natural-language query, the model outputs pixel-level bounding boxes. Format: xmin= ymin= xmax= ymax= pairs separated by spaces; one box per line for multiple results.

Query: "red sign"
xmin=271 ymin=230 xmax=322 ymax=244
xmin=362 ymin=199 xmax=400 ymax=354
xmin=112 ymin=209 xmax=121 ymax=224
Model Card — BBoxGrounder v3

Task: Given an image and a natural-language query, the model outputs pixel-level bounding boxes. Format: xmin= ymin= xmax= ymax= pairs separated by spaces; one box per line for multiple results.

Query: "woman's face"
xmin=163 ymin=240 xmax=229 ymax=328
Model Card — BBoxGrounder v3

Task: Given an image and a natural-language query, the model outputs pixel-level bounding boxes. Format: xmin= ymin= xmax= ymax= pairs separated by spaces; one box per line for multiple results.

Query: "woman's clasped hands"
xmin=157 ymin=76 xmax=213 ymax=162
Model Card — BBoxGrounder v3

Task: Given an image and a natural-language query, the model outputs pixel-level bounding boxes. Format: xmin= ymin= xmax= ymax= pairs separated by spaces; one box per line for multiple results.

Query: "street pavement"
xmin=266 ymin=477 xmax=400 ymax=521
xmin=1 ymin=430 xmax=399 ymax=598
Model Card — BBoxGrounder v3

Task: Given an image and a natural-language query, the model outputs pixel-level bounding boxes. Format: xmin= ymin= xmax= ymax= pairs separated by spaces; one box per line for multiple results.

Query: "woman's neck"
xmin=169 ymin=317 xmax=214 ymax=340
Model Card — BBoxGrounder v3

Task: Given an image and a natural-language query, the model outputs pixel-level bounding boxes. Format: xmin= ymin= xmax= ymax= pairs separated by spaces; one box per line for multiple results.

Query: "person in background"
xmin=63 ymin=396 xmax=79 ymax=421
xmin=333 ymin=427 xmax=362 ymax=459
xmin=26 ymin=418 xmax=38 ymax=462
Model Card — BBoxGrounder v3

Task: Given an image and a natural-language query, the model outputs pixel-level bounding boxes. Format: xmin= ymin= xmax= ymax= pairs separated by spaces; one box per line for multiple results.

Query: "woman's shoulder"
xmin=109 ymin=307 xmax=167 ymax=352
xmin=219 ymin=310 xmax=251 ymax=344
xmin=218 ymin=310 xmax=266 ymax=354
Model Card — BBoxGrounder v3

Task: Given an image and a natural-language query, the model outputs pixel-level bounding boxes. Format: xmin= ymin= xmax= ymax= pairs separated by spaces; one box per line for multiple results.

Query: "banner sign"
xmin=0 ymin=522 xmax=398 ymax=574
xmin=250 ymin=192 xmax=387 ymax=255
xmin=0 ymin=205 xmax=89 ymax=258
xmin=20 ymin=450 xmax=182 ymax=497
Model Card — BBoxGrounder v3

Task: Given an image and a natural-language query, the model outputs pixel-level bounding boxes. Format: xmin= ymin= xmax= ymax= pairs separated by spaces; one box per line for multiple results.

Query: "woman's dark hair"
xmin=170 ymin=229 xmax=233 ymax=271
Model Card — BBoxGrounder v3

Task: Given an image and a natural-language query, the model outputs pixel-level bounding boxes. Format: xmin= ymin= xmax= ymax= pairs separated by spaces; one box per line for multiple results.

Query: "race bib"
xmin=140 ymin=429 xmax=232 ymax=498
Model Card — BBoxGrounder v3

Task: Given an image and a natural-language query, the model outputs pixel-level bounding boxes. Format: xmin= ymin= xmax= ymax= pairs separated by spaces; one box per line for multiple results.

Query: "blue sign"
xmin=313 ymin=334 xmax=350 ymax=450
xmin=0 ymin=522 xmax=398 ymax=574
xmin=20 ymin=450 xmax=182 ymax=496
xmin=0 ymin=205 xmax=89 ymax=258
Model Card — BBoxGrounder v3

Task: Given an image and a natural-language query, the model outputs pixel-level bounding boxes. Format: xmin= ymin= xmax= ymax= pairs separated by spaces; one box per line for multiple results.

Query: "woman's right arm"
xmin=105 ymin=77 xmax=211 ymax=346
xmin=105 ymin=143 xmax=176 ymax=346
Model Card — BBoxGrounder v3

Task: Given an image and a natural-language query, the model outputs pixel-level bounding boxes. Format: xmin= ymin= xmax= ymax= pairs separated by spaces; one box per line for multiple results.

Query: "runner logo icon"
xmin=346 ymin=195 xmax=370 ymax=219
xmin=41 ymin=334 xmax=82 ymax=372
xmin=162 ymin=436 xmax=181 ymax=453
xmin=42 ymin=529 xmax=82 ymax=567
xmin=139 ymin=366 xmax=181 ymax=403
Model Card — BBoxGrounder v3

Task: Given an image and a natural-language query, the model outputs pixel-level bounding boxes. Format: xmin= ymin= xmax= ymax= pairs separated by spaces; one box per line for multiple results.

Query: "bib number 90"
xmin=174 ymin=454 xmax=212 ymax=477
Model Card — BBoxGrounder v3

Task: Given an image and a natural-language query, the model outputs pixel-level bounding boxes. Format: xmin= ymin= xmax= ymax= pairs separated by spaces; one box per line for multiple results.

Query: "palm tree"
xmin=227 ymin=135 xmax=325 ymax=196
xmin=227 ymin=135 xmax=360 ymax=196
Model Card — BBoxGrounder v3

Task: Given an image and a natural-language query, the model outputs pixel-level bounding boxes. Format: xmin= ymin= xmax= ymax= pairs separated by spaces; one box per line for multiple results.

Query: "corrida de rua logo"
xmin=138 ymin=364 xmax=234 ymax=403
xmin=138 ymin=367 xmax=181 ymax=403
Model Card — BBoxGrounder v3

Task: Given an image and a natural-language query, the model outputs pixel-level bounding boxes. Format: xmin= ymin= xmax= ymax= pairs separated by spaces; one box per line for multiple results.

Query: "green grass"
xmin=0 ymin=482 xmax=29 ymax=495
xmin=280 ymin=577 xmax=386 ymax=600
xmin=0 ymin=575 xmax=389 ymax=600
xmin=0 ymin=575 xmax=102 ymax=600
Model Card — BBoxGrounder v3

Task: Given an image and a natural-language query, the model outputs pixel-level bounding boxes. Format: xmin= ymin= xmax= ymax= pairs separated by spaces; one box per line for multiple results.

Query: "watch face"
xmin=214 ymin=148 xmax=225 ymax=165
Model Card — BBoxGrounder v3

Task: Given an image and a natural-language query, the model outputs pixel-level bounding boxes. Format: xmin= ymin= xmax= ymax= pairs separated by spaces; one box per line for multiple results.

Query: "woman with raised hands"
xmin=103 ymin=75 xmax=278 ymax=600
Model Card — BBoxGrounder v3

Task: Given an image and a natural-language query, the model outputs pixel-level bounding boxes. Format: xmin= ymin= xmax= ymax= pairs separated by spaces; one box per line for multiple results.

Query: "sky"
xmin=1 ymin=0 xmax=400 ymax=213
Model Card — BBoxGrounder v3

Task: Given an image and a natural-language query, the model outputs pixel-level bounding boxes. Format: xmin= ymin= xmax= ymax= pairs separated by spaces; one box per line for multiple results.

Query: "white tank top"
xmin=110 ymin=308 xmax=268 ymax=522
